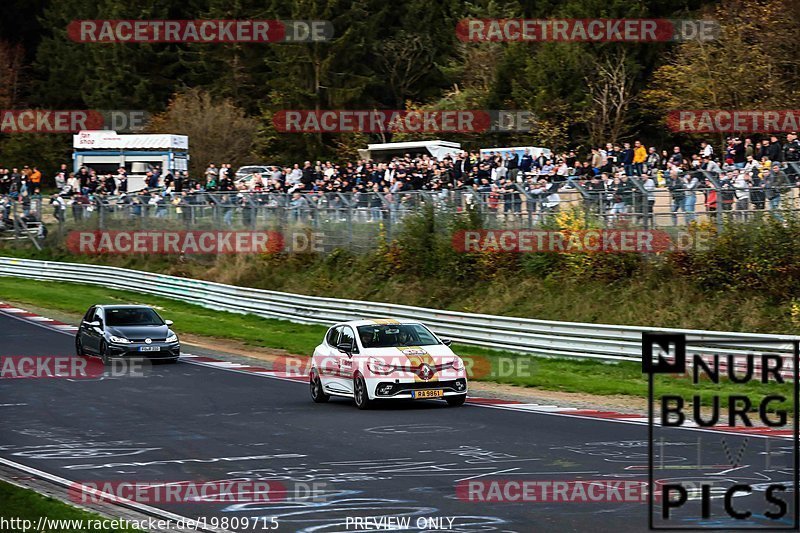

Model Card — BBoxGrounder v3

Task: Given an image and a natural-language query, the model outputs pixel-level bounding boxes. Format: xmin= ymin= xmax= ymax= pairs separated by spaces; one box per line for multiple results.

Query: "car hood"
xmin=360 ymin=345 xmax=457 ymax=363
xmin=358 ymin=345 xmax=462 ymax=380
xmin=108 ymin=325 xmax=170 ymax=339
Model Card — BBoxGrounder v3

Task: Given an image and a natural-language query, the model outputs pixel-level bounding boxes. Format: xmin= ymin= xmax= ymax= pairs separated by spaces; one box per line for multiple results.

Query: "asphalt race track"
xmin=0 ymin=310 xmax=796 ymax=533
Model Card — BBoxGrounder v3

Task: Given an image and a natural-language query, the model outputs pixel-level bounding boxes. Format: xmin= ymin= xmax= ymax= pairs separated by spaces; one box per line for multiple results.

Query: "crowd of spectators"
xmin=2 ymin=132 xmax=800 ymax=230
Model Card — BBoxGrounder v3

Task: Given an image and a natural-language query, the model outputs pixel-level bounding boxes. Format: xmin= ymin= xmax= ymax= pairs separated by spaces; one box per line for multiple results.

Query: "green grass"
xmin=0 ymin=480 xmax=143 ymax=532
xmin=0 ymin=276 xmax=792 ymax=410
xmin=0 ymin=277 xmax=326 ymax=356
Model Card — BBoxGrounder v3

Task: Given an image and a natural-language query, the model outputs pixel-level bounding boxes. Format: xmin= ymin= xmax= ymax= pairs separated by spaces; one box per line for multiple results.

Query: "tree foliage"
xmin=147 ymin=89 xmax=259 ymax=177
xmin=1 ymin=0 xmax=798 ymax=167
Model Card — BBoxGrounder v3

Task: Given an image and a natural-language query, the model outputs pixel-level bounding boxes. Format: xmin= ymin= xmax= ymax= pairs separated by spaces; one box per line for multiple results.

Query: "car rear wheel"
xmin=353 ymin=374 xmax=372 ymax=410
xmin=310 ymin=370 xmax=330 ymax=403
xmin=446 ymin=394 xmax=467 ymax=407
xmin=99 ymin=340 xmax=110 ymax=366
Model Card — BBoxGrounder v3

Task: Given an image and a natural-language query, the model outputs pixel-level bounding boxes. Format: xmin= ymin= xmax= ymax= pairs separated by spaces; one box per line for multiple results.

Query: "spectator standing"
xmin=670 ymin=146 xmax=683 ymax=166
xmin=683 ymin=172 xmax=699 ymax=223
xmin=633 ymin=141 xmax=647 ymax=176
xmin=744 ymin=138 xmax=755 ymax=159
xmin=204 ymin=163 xmax=218 ymax=183
xmin=767 ymin=136 xmax=782 ymax=162
xmin=719 ymin=172 xmax=735 ymax=214
xmin=764 ymin=163 xmax=788 ymax=221
xmin=783 ymin=132 xmax=800 ymax=180
xmin=519 ymin=149 xmax=533 ymax=175
xmin=620 ymin=142 xmax=634 ymax=175
xmin=733 ymin=170 xmax=751 ymax=221
xmin=642 ymin=173 xmax=656 ymax=224
xmin=54 ymin=169 xmax=66 ymax=190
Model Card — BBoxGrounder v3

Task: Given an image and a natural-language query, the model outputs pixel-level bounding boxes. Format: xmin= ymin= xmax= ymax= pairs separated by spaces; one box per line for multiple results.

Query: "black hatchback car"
xmin=76 ymin=305 xmax=180 ymax=364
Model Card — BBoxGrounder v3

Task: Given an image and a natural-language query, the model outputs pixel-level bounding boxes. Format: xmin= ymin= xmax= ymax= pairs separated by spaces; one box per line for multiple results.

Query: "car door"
xmin=83 ymin=307 xmax=104 ymax=354
xmin=318 ymin=326 xmax=342 ymax=388
xmin=79 ymin=306 xmax=96 ymax=353
xmin=335 ymin=326 xmax=358 ymax=395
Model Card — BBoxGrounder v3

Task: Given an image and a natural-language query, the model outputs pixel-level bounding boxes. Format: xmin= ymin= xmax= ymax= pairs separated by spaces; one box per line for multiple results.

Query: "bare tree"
xmin=147 ymin=89 xmax=258 ymax=178
xmin=376 ymin=32 xmax=436 ymax=108
xmin=584 ymin=49 xmax=636 ymax=147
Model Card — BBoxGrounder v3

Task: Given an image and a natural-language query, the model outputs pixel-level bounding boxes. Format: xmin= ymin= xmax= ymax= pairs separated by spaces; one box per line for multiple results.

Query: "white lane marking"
xmin=0 ymin=457 xmax=228 ymax=533
xmin=507 ymin=404 xmax=579 ymax=412
xmin=455 ymin=467 xmax=520 ymax=483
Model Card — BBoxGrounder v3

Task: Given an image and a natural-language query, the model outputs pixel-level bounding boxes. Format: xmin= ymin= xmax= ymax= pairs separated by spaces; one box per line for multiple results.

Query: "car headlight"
xmin=166 ymin=333 xmax=178 ymax=343
xmin=367 ymin=358 xmax=396 ymax=374
xmin=109 ymin=335 xmax=131 ymax=344
xmin=447 ymin=357 xmax=464 ymax=371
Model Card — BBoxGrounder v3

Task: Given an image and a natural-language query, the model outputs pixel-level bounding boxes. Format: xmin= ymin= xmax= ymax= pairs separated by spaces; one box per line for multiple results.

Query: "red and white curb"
xmin=1 ymin=302 xmax=794 ymax=440
xmin=0 ymin=303 xmax=79 ymax=331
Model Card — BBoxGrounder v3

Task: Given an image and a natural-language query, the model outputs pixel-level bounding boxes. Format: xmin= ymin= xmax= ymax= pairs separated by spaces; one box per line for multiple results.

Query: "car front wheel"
xmin=353 ymin=374 xmax=372 ymax=410
xmin=310 ymin=370 xmax=330 ymax=403
xmin=75 ymin=337 xmax=84 ymax=357
xmin=99 ymin=340 xmax=110 ymax=366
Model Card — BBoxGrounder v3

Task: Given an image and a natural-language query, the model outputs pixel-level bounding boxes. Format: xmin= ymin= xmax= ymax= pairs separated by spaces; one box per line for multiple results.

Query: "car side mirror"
xmin=87 ymin=320 xmax=101 ymax=328
xmin=442 ymin=339 xmax=452 ymax=346
xmin=165 ymin=320 xmax=174 ymax=326
xmin=337 ymin=342 xmax=353 ymax=356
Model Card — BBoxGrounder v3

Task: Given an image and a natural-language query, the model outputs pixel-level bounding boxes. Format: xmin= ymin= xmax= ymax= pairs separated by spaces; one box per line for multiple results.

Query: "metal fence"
xmin=3 ymin=165 xmax=800 ymax=252
xmin=0 ymin=257 xmax=795 ymax=363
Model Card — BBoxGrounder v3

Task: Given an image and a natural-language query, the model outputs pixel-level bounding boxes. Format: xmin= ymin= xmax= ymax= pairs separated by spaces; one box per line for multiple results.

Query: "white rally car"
xmin=309 ymin=319 xmax=468 ymax=409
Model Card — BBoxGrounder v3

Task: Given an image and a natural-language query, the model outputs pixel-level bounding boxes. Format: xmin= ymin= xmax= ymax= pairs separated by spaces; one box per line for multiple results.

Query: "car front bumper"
xmin=107 ymin=341 xmax=181 ymax=360
xmin=368 ymin=377 xmax=468 ymax=399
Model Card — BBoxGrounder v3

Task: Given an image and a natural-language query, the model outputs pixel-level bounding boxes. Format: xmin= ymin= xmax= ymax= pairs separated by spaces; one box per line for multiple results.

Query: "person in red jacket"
xmin=704 ymin=178 xmax=717 ymax=217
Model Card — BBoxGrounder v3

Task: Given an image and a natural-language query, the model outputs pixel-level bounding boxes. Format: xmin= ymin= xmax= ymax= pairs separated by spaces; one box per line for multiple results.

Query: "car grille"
xmin=375 ymin=379 xmax=467 ymax=396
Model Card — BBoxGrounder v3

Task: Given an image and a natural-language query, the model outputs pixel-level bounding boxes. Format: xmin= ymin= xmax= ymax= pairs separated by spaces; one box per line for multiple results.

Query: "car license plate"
xmin=412 ymin=389 xmax=443 ymax=399
xmin=139 ymin=346 xmax=160 ymax=352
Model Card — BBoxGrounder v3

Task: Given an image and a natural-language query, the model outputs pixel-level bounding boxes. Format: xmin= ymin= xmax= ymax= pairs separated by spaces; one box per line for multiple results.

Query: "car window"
xmin=340 ymin=326 xmax=358 ymax=353
xmin=105 ymin=308 xmax=164 ymax=326
xmin=83 ymin=306 xmax=95 ymax=322
xmin=356 ymin=324 xmax=441 ymax=348
xmin=92 ymin=308 xmax=103 ymax=323
xmin=326 ymin=326 xmax=341 ymax=346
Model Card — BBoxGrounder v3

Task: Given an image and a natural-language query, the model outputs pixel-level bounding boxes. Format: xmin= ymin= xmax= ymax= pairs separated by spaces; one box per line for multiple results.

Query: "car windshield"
xmin=356 ymin=324 xmax=441 ymax=348
xmin=105 ymin=308 xmax=164 ymax=327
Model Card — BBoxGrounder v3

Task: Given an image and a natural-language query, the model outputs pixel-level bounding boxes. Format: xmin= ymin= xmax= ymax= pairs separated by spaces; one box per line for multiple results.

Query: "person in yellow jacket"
xmin=633 ymin=140 xmax=647 ymax=176
xmin=30 ymin=167 xmax=42 ymax=188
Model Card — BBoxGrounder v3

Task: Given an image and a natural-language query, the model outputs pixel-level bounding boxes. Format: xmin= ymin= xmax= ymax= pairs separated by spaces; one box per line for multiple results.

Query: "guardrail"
xmin=0 ymin=256 xmax=795 ymax=362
